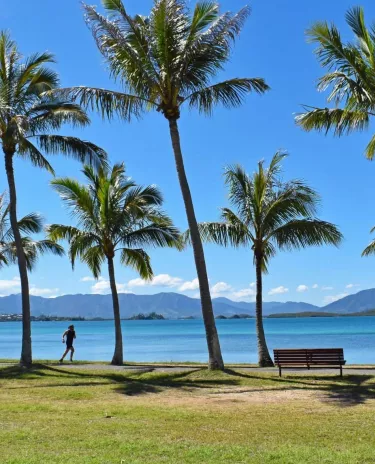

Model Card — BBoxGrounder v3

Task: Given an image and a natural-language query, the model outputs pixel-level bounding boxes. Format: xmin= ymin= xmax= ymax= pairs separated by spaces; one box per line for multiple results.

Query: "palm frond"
xmin=186 ymin=78 xmax=269 ymax=114
xmin=224 ymin=164 xmax=254 ymax=224
xmin=45 ymin=86 xmax=152 ymax=121
xmin=35 ymin=135 xmax=107 ymax=171
xmin=120 ymin=248 xmax=153 ymax=280
xmin=271 ymin=219 xmax=343 ymax=251
xmin=295 ymin=106 xmax=370 ymax=135
xmin=346 ymin=7 xmax=374 ymax=64
xmin=81 ymin=245 xmax=105 ymax=279
xmin=29 ymin=239 xmax=65 ymax=258
xmin=364 ymin=132 xmax=375 ymax=160
xmin=18 ymin=137 xmax=55 ymax=174
xmin=121 ymin=222 xmax=182 ymax=249
xmin=28 ymin=101 xmax=90 ymax=132
xmin=362 ymin=238 xmax=375 ymax=257
xmin=50 ymin=179 xmax=98 ymax=229
xmin=17 ymin=212 xmax=43 ymax=235
xmin=194 ymin=220 xmax=249 ymax=248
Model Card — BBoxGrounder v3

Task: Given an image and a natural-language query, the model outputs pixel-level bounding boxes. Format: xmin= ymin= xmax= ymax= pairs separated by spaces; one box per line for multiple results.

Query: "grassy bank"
xmin=1 ymin=365 xmax=375 ymax=463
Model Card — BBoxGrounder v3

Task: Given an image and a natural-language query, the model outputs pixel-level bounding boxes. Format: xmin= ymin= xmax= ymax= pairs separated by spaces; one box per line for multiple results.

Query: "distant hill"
xmin=268 ymin=309 xmax=375 ymax=318
xmin=0 ymin=288 xmax=374 ymax=319
xmin=323 ymin=288 xmax=375 ymax=314
xmin=213 ymin=297 xmax=319 ymax=316
xmin=0 ymin=292 xmax=319 ymax=319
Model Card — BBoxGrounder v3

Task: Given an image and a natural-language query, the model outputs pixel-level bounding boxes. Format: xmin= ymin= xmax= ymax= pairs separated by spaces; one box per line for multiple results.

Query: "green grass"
xmin=1 ymin=365 xmax=375 ymax=463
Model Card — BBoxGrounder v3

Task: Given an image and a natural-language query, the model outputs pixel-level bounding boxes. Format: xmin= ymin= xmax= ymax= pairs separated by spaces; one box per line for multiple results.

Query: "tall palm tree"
xmin=0 ymin=32 xmax=107 ymax=366
xmin=47 ymin=163 xmax=181 ymax=365
xmin=0 ymin=192 xmax=64 ymax=269
xmin=194 ymin=153 xmax=343 ymax=366
xmin=48 ymin=0 xmax=269 ymax=369
xmin=295 ymin=7 xmax=375 ymax=159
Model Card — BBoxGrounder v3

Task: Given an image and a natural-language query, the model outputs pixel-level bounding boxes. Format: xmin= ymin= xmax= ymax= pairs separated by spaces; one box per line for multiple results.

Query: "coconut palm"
xmin=47 ymin=163 xmax=181 ymax=365
xmin=295 ymin=7 xmax=375 ymax=159
xmin=48 ymin=0 xmax=269 ymax=369
xmin=194 ymin=152 xmax=343 ymax=366
xmin=0 ymin=192 xmax=64 ymax=269
xmin=0 ymin=32 xmax=107 ymax=366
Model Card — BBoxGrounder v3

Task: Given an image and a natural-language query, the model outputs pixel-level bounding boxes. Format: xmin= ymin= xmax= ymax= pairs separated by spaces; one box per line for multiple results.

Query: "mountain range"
xmin=0 ymin=288 xmax=374 ymax=319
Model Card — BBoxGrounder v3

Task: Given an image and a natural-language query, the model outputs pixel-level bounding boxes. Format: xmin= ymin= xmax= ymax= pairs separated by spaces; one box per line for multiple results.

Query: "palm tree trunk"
xmin=255 ymin=253 xmax=274 ymax=367
xmin=168 ymin=118 xmax=224 ymax=370
xmin=3 ymin=150 xmax=32 ymax=367
xmin=107 ymin=256 xmax=123 ymax=365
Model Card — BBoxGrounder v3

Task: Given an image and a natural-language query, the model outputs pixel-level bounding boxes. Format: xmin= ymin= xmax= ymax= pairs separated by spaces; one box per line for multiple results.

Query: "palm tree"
xmin=295 ymin=7 xmax=375 ymax=159
xmin=194 ymin=152 xmax=343 ymax=366
xmin=47 ymin=163 xmax=181 ymax=365
xmin=0 ymin=192 xmax=64 ymax=269
xmin=0 ymin=33 xmax=107 ymax=366
xmin=48 ymin=0 xmax=269 ymax=369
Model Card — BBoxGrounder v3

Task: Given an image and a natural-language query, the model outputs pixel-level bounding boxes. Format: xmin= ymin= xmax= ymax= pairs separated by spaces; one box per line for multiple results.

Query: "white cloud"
xmin=312 ymin=284 xmax=319 ymax=289
xmin=0 ymin=278 xmax=62 ymax=298
xmin=232 ymin=288 xmax=256 ymax=300
xmin=211 ymin=282 xmax=232 ymax=294
xmin=324 ymin=293 xmax=348 ymax=304
xmin=0 ymin=276 xmax=21 ymax=296
xmin=30 ymin=287 xmax=61 ymax=297
xmin=321 ymin=286 xmax=334 ymax=291
xmin=80 ymin=276 xmax=95 ymax=282
xmin=346 ymin=283 xmax=360 ymax=289
xmin=91 ymin=278 xmax=131 ymax=295
xmin=128 ymin=274 xmax=183 ymax=289
xmin=179 ymin=278 xmax=199 ymax=292
xmin=268 ymin=286 xmax=289 ymax=296
xmin=296 ymin=285 xmax=308 ymax=293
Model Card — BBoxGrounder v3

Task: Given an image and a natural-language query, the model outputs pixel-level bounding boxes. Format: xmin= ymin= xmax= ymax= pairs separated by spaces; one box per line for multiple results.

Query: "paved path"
xmin=2 ymin=363 xmax=374 ymax=376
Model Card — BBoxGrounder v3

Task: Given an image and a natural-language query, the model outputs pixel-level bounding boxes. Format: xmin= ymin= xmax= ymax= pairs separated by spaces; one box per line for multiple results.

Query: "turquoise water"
xmin=1 ymin=317 xmax=375 ymax=364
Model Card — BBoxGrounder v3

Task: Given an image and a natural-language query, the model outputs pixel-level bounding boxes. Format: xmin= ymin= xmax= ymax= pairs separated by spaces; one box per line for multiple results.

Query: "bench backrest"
xmin=274 ymin=348 xmax=345 ymax=365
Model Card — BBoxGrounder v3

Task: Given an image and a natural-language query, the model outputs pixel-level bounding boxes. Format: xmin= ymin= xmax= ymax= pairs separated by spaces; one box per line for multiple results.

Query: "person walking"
xmin=59 ymin=325 xmax=76 ymax=363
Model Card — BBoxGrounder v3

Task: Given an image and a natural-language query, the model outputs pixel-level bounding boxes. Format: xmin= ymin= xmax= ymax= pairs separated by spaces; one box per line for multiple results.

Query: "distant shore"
xmin=2 ymin=309 xmax=375 ymax=322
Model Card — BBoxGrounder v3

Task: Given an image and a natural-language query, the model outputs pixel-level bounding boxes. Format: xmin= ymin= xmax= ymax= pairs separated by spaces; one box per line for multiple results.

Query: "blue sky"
xmin=0 ymin=0 xmax=375 ymax=307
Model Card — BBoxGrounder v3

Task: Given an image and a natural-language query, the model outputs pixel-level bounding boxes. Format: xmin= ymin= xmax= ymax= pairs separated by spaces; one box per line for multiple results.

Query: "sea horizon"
xmin=1 ymin=317 xmax=374 ymax=364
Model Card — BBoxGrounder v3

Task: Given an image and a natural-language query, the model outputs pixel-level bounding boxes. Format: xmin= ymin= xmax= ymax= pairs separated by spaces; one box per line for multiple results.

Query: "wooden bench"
xmin=273 ymin=348 xmax=346 ymax=377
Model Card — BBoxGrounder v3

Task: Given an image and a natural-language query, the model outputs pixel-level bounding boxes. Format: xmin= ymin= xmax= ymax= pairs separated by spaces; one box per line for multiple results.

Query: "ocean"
xmin=1 ymin=317 xmax=374 ymax=364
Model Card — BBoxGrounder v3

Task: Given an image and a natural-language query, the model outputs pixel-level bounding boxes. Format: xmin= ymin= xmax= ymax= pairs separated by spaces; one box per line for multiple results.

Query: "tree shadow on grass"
xmin=2 ymin=365 xmax=374 ymax=406
xmin=0 ymin=364 xmax=241 ymax=397
xmin=224 ymin=369 xmax=375 ymax=407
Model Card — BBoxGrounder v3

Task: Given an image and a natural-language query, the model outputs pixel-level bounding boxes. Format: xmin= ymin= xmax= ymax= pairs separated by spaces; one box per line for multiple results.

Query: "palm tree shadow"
xmin=2 ymin=365 xmax=374 ymax=405
xmin=0 ymin=364 xmax=241 ymax=397
xmin=318 ymin=375 xmax=375 ymax=407
xmin=224 ymin=369 xmax=375 ymax=408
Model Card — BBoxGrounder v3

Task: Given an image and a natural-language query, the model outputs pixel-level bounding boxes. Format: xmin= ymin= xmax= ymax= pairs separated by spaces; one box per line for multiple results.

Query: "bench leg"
xmin=278 ymin=365 xmax=282 ymax=377
xmin=340 ymin=365 xmax=343 ymax=377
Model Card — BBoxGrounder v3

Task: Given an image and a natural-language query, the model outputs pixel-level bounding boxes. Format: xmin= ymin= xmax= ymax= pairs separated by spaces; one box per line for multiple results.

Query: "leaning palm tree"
xmin=195 ymin=152 xmax=343 ymax=366
xmin=296 ymin=7 xmax=375 ymax=159
xmin=0 ymin=32 xmax=107 ymax=366
xmin=48 ymin=163 xmax=181 ymax=365
xmin=47 ymin=0 xmax=269 ymax=369
xmin=0 ymin=192 xmax=64 ymax=269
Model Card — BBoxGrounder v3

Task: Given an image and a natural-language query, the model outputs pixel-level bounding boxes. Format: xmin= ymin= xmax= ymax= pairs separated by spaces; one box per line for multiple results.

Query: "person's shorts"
xmin=66 ymin=344 xmax=73 ymax=349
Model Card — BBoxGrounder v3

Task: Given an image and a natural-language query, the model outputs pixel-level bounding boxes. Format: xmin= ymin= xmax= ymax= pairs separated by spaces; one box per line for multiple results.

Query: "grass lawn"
xmin=1 ymin=364 xmax=375 ymax=463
